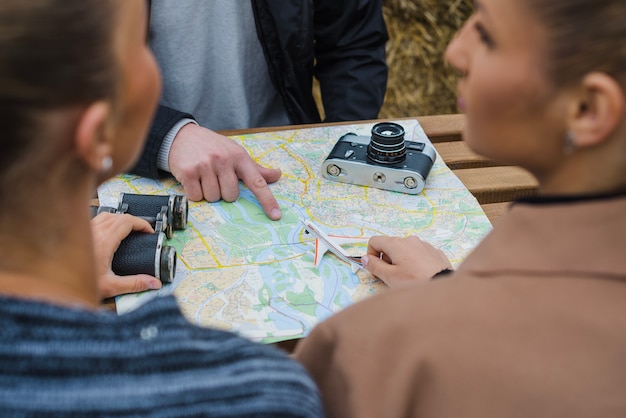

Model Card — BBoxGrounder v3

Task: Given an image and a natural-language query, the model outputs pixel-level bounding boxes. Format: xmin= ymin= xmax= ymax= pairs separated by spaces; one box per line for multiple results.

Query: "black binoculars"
xmin=91 ymin=193 xmax=188 ymax=284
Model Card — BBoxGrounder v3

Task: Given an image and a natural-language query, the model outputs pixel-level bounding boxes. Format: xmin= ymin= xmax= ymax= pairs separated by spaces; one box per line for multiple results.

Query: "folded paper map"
xmin=98 ymin=120 xmax=492 ymax=344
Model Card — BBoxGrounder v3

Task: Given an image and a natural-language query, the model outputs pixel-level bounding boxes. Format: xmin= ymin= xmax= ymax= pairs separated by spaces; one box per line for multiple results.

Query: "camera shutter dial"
xmin=404 ymin=177 xmax=418 ymax=189
xmin=327 ymin=164 xmax=342 ymax=177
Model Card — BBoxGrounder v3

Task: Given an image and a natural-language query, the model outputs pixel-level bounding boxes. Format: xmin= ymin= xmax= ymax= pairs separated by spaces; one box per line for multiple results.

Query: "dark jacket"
xmin=132 ymin=0 xmax=388 ymax=178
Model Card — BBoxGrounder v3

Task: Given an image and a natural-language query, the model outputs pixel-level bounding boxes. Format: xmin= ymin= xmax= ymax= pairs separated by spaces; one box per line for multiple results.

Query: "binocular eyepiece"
xmin=91 ymin=193 xmax=188 ymax=284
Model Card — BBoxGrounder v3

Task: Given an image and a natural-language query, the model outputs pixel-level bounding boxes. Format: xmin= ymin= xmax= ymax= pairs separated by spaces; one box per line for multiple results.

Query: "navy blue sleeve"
xmin=128 ymin=104 xmax=194 ymax=179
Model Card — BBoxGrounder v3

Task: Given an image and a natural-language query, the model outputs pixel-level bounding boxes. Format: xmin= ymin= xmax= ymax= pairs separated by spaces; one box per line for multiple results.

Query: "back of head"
xmin=0 ymin=0 xmax=117 ymax=254
xmin=528 ymin=0 xmax=626 ymax=90
xmin=528 ymin=0 xmax=626 ymax=191
xmin=0 ymin=0 xmax=116 ymax=198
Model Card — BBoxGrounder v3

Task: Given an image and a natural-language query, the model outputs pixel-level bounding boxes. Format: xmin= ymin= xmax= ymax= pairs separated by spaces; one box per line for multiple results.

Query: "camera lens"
xmin=367 ymin=122 xmax=406 ymax=165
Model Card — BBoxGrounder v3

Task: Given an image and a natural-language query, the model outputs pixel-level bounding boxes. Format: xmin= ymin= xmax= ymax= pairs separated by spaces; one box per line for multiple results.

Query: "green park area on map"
xmin=98 ymin=120 xmax=492 ymax=344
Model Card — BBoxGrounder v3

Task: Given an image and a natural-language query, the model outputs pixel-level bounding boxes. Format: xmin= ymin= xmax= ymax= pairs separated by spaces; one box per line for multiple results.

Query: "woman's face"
xmin=445 ymin=0 xmax=571 ymax=177
xmin=107 ymin=0 xmax=161 ymax=178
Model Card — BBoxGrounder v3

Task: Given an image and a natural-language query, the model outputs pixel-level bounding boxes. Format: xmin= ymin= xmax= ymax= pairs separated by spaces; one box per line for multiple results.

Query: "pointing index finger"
xmin=237 ymin=161 xmax=282 ymax=220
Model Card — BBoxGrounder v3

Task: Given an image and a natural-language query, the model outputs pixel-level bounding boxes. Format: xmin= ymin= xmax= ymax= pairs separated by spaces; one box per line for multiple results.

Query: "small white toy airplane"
xmin=299 ymin=218 xmax=368 ymax=273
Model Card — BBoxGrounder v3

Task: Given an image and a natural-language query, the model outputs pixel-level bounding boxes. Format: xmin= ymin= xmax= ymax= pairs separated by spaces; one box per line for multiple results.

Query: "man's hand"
xmin=91 ymin=212 xmax=162 ymax=299
xmin=362 ymin=235 xmax=452 ymax=288
xmin=168 ymin=124 xmax=282 ymax=220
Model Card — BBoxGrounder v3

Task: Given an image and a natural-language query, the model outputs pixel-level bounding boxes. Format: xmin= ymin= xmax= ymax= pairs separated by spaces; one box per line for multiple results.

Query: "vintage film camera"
xmin=91 ymin=193 xmax=188 ymax=284
xmin=321 ymin=122 xmax=436 ymax=194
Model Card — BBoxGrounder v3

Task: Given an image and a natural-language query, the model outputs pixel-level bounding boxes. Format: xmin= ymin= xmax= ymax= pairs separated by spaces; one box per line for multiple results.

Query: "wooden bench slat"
xmin=418 ymin=114 xmax=465 ymax=142
xmin=454 ymin=166 xmax=538 ymax=204
xmin=434 ymin=141 xmax=495 ymax=170
xmin=480 ymin=202 xmax=513 ymax=225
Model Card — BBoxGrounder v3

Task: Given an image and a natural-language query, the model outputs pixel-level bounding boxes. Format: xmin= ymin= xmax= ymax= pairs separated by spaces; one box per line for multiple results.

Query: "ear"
xmin=74 ymin=101 xmax=113 ymax=171
xmin=568 ymin=72 xmax=625 ymax=149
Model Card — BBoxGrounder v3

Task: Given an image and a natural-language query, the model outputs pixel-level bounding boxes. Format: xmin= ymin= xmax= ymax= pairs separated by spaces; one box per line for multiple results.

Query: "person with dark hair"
xmin=0 ymin=1 xmax=322 ymax=415
xmin=294 ymin=0 xmax=626 ymax=416
xmin=130 ymin=0 xmax=389 ymax=222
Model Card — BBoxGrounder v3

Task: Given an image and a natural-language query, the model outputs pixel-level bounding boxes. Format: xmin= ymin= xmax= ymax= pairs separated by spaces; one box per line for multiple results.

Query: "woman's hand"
xmin=362 ymin=235 xmax=452 ymax=288
xmin=91 ymin=212 xmax=162 ymax=299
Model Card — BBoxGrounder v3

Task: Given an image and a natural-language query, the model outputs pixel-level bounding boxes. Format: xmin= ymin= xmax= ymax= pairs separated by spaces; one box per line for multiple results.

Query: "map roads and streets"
xmin=98 ymin=120 xmax=492 ymax=344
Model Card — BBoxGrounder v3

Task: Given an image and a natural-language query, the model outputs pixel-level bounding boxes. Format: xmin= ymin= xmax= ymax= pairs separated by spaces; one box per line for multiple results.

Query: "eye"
xmin=474 ymin=22 xmax=495 ymax=48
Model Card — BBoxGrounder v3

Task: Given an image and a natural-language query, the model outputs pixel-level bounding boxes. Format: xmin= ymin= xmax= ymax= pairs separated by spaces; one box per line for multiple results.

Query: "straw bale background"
xmin=380 ymin=0 xmax=473 ymax=118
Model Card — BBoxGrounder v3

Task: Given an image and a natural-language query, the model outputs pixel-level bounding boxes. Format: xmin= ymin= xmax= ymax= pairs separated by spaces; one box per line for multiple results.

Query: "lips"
xmin=457 ymin=97 xmax=466 ymax=112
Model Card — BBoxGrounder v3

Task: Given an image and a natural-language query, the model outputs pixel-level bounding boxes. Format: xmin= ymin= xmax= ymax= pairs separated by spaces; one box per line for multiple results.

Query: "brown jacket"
xmin=294 ymin=195 xmax=626 ymax=417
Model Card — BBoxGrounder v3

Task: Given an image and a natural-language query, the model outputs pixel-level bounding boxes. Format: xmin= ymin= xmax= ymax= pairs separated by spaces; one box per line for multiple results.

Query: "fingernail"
xmin=270 ymin=208 xmax=282 ymax=220
xmin=149 ymin=280 xmax=162 ymax=290
xmin=361 ymin=255 xmax=369 ymax=268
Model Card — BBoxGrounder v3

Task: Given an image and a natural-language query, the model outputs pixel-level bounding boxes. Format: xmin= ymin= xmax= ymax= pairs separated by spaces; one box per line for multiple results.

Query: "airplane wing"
xmin=300 ymin=218 xmax=365 ymax=272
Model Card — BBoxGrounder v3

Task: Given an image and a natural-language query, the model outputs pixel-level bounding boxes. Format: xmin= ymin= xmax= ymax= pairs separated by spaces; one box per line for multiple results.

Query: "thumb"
xmin=99 ymin=273 xmax=162 ymax=299
xmin=362 ymin=254 xmax=395 ymax=285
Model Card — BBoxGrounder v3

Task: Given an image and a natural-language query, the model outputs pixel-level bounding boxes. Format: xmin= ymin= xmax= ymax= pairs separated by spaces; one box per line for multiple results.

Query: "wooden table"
xmin=106 ymin=114 xmax=539 ymax=351
xmin=220 ymin=113 xmax=539 ymax=225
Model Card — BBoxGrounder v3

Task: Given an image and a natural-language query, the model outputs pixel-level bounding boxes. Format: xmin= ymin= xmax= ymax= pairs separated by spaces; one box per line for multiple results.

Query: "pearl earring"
xmin=564 ymin=131 xmax=576 ymax=155
xmin=101 ymin=155 xmax=113 ymax=173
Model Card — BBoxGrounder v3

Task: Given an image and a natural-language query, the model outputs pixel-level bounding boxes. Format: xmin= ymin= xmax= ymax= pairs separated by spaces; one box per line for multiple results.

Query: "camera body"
xmin=91 ymin=193 xmax=188 ymax=284
xmin=321 ymin=122 xmax=436 ymax=194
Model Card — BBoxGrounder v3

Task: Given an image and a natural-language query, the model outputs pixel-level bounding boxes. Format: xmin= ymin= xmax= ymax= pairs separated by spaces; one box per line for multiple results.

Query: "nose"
xmin=444 ymin=17 xmax=472 ymax=76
